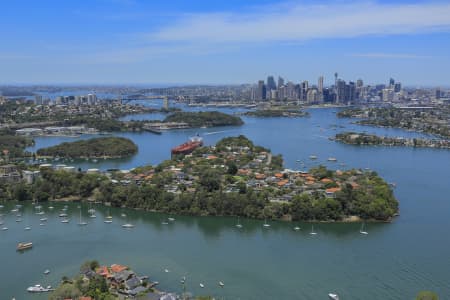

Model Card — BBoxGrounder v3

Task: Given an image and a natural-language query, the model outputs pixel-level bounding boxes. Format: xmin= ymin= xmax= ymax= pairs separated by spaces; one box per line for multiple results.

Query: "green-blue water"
xmin=1 ymin=107 xmax=448 ymax=299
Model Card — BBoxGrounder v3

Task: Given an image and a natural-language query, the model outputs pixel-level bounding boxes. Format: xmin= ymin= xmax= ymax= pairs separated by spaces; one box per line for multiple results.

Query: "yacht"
xmin=309 ymin=155 xmax=318 ymax=160
xmin=1 ymin=227 xmax=8 ymax=231
xmin=327 ymin=157 xmax=337 ymax=162
xmin=24 ymin=226 xmax=31 ymax=231
xmin=105 ymin=210 xmax=113 ymax=220
xmin=328 ymin=293 xmax=339 ymax=300
xmin=48 ymin=206 xmax=54 ymax=210
xmin=310 ymin=225 xmax=317 ymax=235
xmin=164 ymin=269 xmax=169 ymax=273
xmin=40 ymin=217 xmax=48 ymax=222
xmin=104 ymin=219 xmax=112 ymax=224
xmin=17 ymin=242 xmax=33 ymax=251
xmin=236 ymin=216 xmax=243 ymax=228
xmin=359 ymin=223 xmax=368 ymax=235
xmin=44 ymin=270 xmax=50 ymax=275
xmin=16 ymin=218 xmax=22 ymax=222
xmin=219 ymin=281 xmax=225 ymax=287
xmin=161 ymin=221 xmax=169 ymax=225
xmin=294 ymin=226 xmax=301 ymax=231
xmin=61 ymin=218 xmax=70 ymax=223
xmin=26 ymin=284 xmax=54 ymax=293
xmin=168 ymin=217 xmax=175 ymax=222
xmin=78 ymin=209 xmax=88 ymax=226
xmin=263 ymin=218 xmax=271 ymax=228
xmin=199 ymin=283 xmax=205 ymax=288
xmin=59 ymin=213 xmax=67 ymax=218
xmin=122 ymin=223 xmax=134 ymax=229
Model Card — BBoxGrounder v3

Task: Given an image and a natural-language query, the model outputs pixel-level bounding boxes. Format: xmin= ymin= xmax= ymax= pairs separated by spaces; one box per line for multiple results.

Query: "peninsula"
xmin=334 ymin=132 xmax=450 ymax=149
xmin=6 ymin=136 xmax=399 ymax=222
xmin=49 ymin=260 xmax=179 ymax=300
xmin=36 ymin=137 xmax=138 ymax=159
xmin=337 ymin=106 xmax=450 ymax=138
xmin=242 ymin=109 xmax=309 ymax=118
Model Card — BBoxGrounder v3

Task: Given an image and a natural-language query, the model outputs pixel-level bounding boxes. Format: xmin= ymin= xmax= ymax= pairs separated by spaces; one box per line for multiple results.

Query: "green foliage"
xmin=164 ymin=111 xmax=244 ymax=127
xmin=416 ymin=291 xmax=439 ymax=300
xmin=0 ymin=133 xmax=34 ymax=158
xmin=37 ymin=137 xmax=138 ymax=158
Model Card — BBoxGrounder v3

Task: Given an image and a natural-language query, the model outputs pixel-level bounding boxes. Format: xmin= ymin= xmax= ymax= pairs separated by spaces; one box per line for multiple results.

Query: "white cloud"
xmin=151 ymin=2 xmax=450 ymax=43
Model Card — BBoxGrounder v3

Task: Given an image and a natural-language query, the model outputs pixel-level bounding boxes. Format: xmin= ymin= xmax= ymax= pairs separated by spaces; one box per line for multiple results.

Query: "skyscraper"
xmin=267 ymin=76 xmax=276 ymax=91
xmin=336 ymin=79 xmax=346 ymax=103
xmin=277 ymin=76 xmax=285 ymax=89
xmin=256 ymin=80 xmax=266 ymax=100
xmin=35 ymin=95 xmax=43 ymax=105
xmin=318 ymin=76 xmax=324 ymax=94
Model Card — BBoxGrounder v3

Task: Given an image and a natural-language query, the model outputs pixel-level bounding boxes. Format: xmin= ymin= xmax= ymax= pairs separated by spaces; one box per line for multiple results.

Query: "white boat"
xmin=310 ymin=225 xmax=317 ymax=235
xmin=104 ymin=220 xmax=112 ymax=223
xmin=11 ymin=208 xmax=18 ymax=213
xmin=16 ymin=218 xmax=22 ymax=222
xmin=263 ymin=218 xmax=270 ymax=228
xmin=309 ymin=155 xmax=318 ymax=160
xmin=168 ymin=217 xmax=175 ymax=221
xmin=48 ymin=206 xmax=54 ymax=210
xmin=24 ymin=226 xmax=31 ymax=231
xmin=236 ymin=216 xmax=243 ymax=228
xmin=59 ymin=213 xmax=67 ymax=217
xmin=327 ymin=157 xmax=337 ymax=162
xmin=328 ymin=293 xmax=339 ymax=300
xmin=27 ymin=284 xmax=54 ymax=293
xmin=219 ymin=281 xmax=224 ymax=287
xmin=78 ymin=209 xmax=88 ymax=226
xmin=199 ymin=283 xmax=205 ymax=288
xmin=89 ymin=213 xmax=97 ymax=218
xmin=359 ymin=222 xmax=368 ymax=235
xmin=294 ymin=226 xmax=301 ymax=231
xmin=164 ymin=269 xmax=169 ymax=273
xmin=122 ymin=223 xmax=134 ymax=228
xmin=40 ymin=217 xmax=48 ymax=222
xmin=161 ymin=221 xmax=169 ymax=225
xmin=105 ymin=210 xmax=113 ymax=220
xmin=39 ymin=223 xmax=45 ymax=226
xmin=1 ymin=227 xmax=8 ymax=231
xmin=44 ymin=269 xmax=50 ymax=275
xmin=121 ymin=213 xmax=127 ymax=218
xmin=61 ymin=218 xmax=70 ymax=223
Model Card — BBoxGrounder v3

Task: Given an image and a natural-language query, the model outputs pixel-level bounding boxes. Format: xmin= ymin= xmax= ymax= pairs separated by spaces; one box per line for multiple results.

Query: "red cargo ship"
xmin=171 ymin=136 xmax=203 ymax=155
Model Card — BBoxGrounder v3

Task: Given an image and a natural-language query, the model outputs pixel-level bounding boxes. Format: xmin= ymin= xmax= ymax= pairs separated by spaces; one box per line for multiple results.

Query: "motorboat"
xmin=17 ymin=242 xmax=33 ymax=251
xmin=328 ymin=293 xmax=339 ymax=300
xmin=27 ymin=284 xmax=54 ymax=293
xmin=219 ymin=281 xmax=225 ymax=287
xmin=44 ymin=269 xmax=50 ymax=275
xmin=122 ymin=223 xmax=134 ymax=228
xmin=294 ymin=226 xmax=301 ymax=231
xmin=199 ymin=283 xmax=205 ymax=288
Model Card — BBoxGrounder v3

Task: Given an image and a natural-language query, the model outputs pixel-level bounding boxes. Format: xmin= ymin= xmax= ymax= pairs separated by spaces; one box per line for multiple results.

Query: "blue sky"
xmin=1 ymin=0 xmax=450 ymax=86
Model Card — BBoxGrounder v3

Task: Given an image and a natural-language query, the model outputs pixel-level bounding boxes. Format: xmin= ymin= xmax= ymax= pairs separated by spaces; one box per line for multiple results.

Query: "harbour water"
xmin=1 ymin=106 xmax=449 ymax=299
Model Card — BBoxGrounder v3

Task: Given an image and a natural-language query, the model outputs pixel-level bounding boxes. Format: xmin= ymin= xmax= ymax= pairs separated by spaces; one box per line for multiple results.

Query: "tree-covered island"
xmin=162 ymin=111 xmax=244 ymax=127
xmin=7 ymin=136 xmax=398 ymax=222
xmin=36 ymin=137 xmax=138 ymax=159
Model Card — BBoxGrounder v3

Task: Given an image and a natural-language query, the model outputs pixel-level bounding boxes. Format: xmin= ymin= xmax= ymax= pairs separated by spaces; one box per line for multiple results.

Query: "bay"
xmin=1 ymin=106 xmax=448 ymax=299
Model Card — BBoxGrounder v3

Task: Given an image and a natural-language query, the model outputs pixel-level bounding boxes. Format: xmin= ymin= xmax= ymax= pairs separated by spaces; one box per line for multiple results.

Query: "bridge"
xmin=119 ymin=95 xmax=171 ymax=106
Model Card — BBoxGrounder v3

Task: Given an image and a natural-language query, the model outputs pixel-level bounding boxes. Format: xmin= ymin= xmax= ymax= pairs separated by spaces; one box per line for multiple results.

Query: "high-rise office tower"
xmin=277 ymin=76 xmax=285 ymax=89
xmin=336 ymin=79 xmax=346 ymax=103
xmin=35 ymin=95 xmax=43 ymax=105
xmin=389 ymin=78 xmax=395 ymax=87
xmin=267 ymin=76 xmax=276 ymax=91
xmin=256 ymin=80 xmax=266 ymax=100
xmin=318 ymin=76 xmax=324 ymax=94
xmin=394 ymin=83 xmax=402 ymax=93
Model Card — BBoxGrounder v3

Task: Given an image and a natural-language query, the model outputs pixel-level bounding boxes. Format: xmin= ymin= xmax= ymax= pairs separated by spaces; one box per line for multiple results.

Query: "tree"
xmin=416 ymin=291 xmax=439 ymax=300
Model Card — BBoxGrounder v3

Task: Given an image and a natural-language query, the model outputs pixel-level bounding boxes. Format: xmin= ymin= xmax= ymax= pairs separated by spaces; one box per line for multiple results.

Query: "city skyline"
xmin=1 ymin=0 xmax=450 ymax=85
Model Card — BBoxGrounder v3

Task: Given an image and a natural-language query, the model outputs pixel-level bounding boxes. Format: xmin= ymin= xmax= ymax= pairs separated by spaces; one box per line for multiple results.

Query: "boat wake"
xmin=203 ymin=130 xmax=235 ymax=136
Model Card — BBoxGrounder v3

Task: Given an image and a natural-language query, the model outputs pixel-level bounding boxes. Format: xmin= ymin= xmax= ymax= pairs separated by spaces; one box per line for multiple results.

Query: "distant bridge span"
xmin=119 ymin=95 xmax=171 ymax=104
